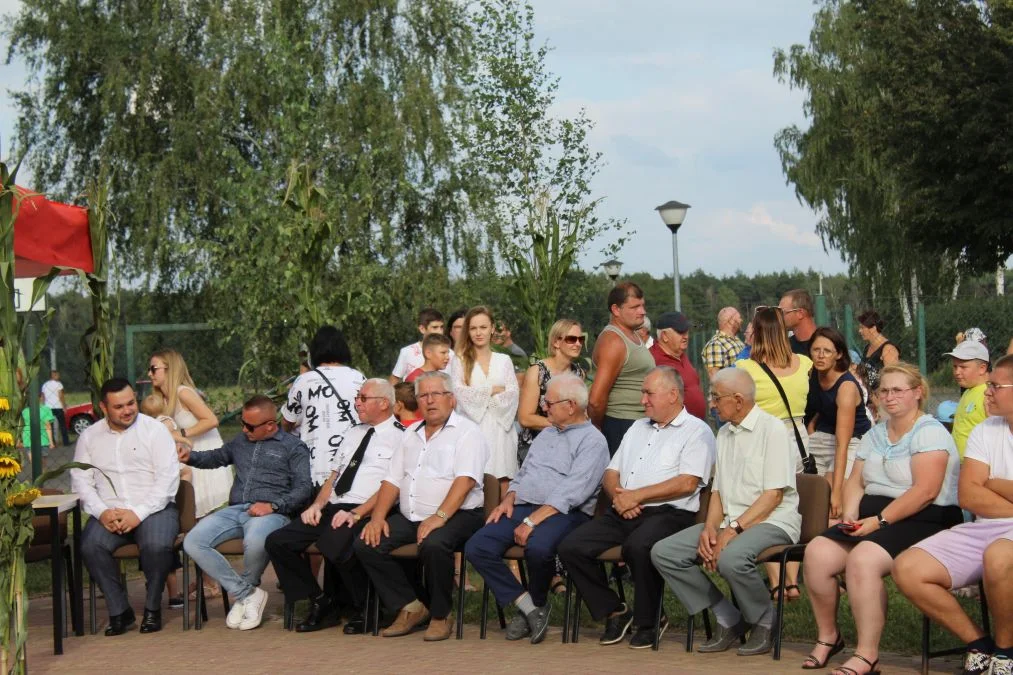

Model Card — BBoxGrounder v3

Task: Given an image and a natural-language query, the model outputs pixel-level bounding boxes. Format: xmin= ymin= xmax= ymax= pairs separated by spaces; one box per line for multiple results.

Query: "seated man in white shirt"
xmin=266 ymin=379 xmax=405 ymax=634
xmin=72 ymin=378 xmax=181 ymax=636
xmin=651 ymin=367 xmax=801 ymax=657
xmin=353 ymin=371 xmax=489 ymax=642
xmin=558 ymin=366 xmax=716 ymax=649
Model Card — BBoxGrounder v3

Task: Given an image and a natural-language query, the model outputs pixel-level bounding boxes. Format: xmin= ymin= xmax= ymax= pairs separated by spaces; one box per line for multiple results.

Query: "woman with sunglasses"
xmin=801 ymin=363 xmax=960 ymax=674
xmin=149 ymin=347 xmax=234 ymax=601
xmin=735 ymin=306 xmax=813 ymax=602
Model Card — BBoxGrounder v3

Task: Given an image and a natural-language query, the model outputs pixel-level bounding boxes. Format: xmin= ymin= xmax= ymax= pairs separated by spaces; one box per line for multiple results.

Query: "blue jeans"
xmin=183 ymin=504 xmax=290 ymax=602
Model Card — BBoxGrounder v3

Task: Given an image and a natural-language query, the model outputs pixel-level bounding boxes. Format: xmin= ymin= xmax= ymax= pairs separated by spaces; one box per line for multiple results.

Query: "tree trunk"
xmin=997 ymin=264 xmax=1006 ymax=296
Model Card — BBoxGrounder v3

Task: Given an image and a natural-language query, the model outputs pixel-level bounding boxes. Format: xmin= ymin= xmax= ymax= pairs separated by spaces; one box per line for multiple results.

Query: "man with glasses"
xmin=353 ymin=371 xmax=489 ymax=642
xmin=559 ymin=367 xmax=715 ymax=648
xmin=466 ymin=374 xmax=608 ymax=644
xmin=895 ymin=355 xmax=1013 ymax=675
xmin=777 ymin=289 xmax=817 ymax=356
xmin=266 ymin=379 xmax=404 ymax=634
xmin=649 ymin=311 xmax=707 ymax=419
xmin=180 ymin=395 xmax=312 ymax=631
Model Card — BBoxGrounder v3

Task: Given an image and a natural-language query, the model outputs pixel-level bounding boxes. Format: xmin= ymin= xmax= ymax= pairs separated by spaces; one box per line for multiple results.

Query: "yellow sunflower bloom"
xmin=0 ymin=455 xmax=21 ymax=478
xmin=0 ymin=397 xmax=9 ymax=410
xmin=0 ymin=431 xmax=14 ymax=447
xmin=6 ymin=486 xmax=41 ymax=507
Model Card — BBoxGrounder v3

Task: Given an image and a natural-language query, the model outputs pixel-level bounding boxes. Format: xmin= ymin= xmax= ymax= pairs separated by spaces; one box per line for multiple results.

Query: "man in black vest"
xmin=265 ymin=378 xmax=404 ymax=633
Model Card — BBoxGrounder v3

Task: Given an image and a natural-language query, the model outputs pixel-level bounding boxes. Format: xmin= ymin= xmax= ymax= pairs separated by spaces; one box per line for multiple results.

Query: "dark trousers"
xmin=81 ymin=504 xmax=179 ymax=616
xmin=352 ymin=509 xmax=484 ymax=620
xmin=558 ymin=505 xmax=695 ymax=627
xmin=465 ymin=504 xmax=588 ymax=608
xmin=264 ymin=502 xmax=368 ymax=608
xmin=602 ymin=416 xmax=636 ymax=457
xmin=52 ymin=408 xmax=69 ymax=446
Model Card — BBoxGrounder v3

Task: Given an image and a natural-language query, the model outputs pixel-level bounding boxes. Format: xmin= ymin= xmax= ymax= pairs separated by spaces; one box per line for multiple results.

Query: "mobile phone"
xmin=838 ymin=521 xmax=859 ymax=532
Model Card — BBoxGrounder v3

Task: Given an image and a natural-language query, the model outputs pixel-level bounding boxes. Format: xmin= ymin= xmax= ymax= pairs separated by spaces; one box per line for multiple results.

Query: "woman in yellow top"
xmin=735 ymin=306 xmax=813 ymax=601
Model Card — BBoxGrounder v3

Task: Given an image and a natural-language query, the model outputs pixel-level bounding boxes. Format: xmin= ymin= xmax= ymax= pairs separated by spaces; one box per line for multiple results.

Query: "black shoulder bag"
xmin=758 ymin=363 xmax=818 ymax=474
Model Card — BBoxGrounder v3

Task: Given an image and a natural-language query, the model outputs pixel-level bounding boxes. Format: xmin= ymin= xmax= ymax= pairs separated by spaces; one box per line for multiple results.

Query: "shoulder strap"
xmin=758 ymin=362 xmax=809 ymax=460
xmin=312 ymin=367 xmax=339 ymax=397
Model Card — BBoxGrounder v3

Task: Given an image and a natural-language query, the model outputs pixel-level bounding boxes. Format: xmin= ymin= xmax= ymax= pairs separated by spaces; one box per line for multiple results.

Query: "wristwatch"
xmin=351 ymin=512 xmax=362 ymax=522
xmin=179 ymin=428 xmax=187 ymax=438
xmin=269 ymin=502 xmax=279 ymax=512
xmin=435 ymin=509 xmax=448 ymax=520
xmin=877 ymin=513 xmax=889 ymax=528
xmin=523 ymin=517 xmax=537 ymax=528
xmin=729 ymin=520 xmax=744 ymax=534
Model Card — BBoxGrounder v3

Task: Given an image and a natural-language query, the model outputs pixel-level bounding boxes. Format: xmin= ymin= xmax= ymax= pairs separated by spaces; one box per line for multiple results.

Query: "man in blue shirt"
xmin=465 ymin=373 xmax=609 ymax=644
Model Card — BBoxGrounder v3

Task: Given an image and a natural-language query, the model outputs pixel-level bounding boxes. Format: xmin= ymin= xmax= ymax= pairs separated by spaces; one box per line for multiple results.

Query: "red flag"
xmin=12 ymin=187 xmax=93 ymax=277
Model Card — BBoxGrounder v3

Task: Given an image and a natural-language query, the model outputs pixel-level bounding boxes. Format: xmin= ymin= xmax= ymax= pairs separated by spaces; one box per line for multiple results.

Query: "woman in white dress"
xmin=453 ymin=306 xmax=519 ymax=499
xmin=149 ymin=348 xmax=234 ymax=598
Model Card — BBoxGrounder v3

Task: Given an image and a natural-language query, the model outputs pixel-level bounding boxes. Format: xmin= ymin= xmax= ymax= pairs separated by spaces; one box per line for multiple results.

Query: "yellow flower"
xmin=0 ymin=397 xmax=9 ymax=411
xmin=0 ymin=431 xmax=14 ymax=447
xmin=6 ymin=486 xmax=41 ymax=507
xmin=0 ymin=455 xmax=20 ymax=478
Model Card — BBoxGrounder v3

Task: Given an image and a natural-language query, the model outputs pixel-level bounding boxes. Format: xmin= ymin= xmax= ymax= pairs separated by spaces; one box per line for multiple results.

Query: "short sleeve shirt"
xmin=952 ymin=384 xmax=987 ymax=459
xmin=329 ymin=416 xmax=405 ymax=505
xmin=857 ymin=414 xmax=960 ymax=505
xmin=963 ymin=417 xmax=1013 ymax=522
xmin=41 ymin=380 xmax=64 ymax=409
xmin=283 ymin=365 xmax=365 ymax=485
xmin=21 ymin=405 xmax=56 ymax=447
xmin=392 ymin=342 xmax=457 ymax=380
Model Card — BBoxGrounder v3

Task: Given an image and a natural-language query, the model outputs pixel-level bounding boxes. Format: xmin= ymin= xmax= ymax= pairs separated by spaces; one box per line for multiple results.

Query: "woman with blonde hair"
xmin=518 ymin=318 xmax=587 ymax=448
xmin=800 ymin=363 xmax=961 ymax=674
xmin=453 ymin=306 xmax=520 ymax=497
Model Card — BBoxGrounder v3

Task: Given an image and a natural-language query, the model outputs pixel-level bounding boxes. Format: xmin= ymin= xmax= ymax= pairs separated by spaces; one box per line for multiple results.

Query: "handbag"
xmin=758 ymin=362 xmax=818 ymax=474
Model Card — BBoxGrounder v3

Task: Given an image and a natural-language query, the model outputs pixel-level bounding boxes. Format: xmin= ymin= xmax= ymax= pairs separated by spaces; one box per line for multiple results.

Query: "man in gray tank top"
xmin=589 ymin=281 xmax=655 ymax=456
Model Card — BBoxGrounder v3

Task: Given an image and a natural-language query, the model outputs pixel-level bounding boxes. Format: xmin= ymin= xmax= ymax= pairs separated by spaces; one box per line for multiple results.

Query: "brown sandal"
xmin=801 ymin=633 xmax=845 ymax=669
xmin=832 ymin=653 xmax=880 ymax=675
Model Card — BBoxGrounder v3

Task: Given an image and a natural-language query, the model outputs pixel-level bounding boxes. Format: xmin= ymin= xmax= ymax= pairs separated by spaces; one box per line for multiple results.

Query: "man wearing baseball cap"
xmin=649 ymin=312 xmax=706 ymax=419
xmin=945 ymin=340 xmax=991 ymax=459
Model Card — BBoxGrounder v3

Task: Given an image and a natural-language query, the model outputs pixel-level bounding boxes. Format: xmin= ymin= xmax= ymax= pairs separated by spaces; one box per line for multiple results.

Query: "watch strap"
xmin=523 ymin=516 xmax=536 ymax=528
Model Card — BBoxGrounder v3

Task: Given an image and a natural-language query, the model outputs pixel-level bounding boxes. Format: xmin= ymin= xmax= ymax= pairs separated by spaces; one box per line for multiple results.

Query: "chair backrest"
xmin=795 ymin=473 xmax=831 ymax=545
xmin=483 ymin=474 xmax=500 ymax=518
xmin=695 ymin=483 xmax=712 ymax=525
xmin=176 ymin=480 xmax=197 ymax=533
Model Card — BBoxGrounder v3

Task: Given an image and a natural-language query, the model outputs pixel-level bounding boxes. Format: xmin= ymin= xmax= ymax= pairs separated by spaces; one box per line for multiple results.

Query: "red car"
xmin=64 ymin=380 xmax=152 ymax=437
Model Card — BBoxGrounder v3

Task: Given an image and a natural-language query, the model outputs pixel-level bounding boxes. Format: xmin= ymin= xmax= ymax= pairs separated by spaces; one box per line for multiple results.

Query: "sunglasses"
xmin=241 ymin=418 xmax=274 ymax=431
xmin=355 ymin=395 xmax=386 ymax=403
xmin=562 ymin=335 xmax=586 ymax=345
xmin=147 ymin=365 xmax=167 ymax=374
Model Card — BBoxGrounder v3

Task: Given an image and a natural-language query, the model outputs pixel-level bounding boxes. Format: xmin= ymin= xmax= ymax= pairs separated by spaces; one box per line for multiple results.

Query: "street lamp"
xmin=655 ymin=200 xmax=691 ymax=311
xmin=603 ymin=259 xmax=623 ymax=285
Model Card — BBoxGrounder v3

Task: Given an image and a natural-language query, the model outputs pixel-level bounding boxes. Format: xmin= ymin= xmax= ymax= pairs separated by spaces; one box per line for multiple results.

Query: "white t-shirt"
xmin=963 ymin=416 xmax=1013 ymax=522
xmin=41 ymin=380 xmax=64 ymax=409
xmin=283 ymin=365 xmax=366 ymax=485
xmin=391 ymin=341 xmax=457 ymax=380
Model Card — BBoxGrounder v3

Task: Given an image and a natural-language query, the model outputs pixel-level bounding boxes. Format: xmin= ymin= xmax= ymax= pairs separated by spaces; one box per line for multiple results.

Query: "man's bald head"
xmin=717 ymin=307 xmax=742 ymax=334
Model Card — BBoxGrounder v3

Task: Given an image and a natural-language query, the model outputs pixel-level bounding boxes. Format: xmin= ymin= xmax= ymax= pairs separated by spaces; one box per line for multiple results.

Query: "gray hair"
xmin=711 ymin=367 xmax=755 ymax=401
xmin=547 ymin=373 xmax=589 ymax=409
xmin=362 ymin=378 xmax=395 ymax=407
xmin=641 ymin=315 xmax=652 ymax=334
xmin=648 ymin=366 xmax=684 ymax=400
xmin=413 ymin=370 xmax=454 ymax=396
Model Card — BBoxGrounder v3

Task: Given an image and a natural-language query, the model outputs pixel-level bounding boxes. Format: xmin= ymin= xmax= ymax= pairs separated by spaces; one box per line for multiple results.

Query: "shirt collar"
xmin=649 ymin=407 xmax=689 ymax=430
xmin=414 ymin=410 xmax=458 ymax=438
xmin=557 ymin=419 xmax=592 ymax=434
xmin=371 ymin=415 xmax=398 ymax=432
xmin=727 ymin=404 xmax=761 ymax=434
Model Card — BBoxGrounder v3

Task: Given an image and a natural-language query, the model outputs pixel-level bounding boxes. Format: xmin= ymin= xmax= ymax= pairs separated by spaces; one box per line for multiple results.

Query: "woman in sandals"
xmin=800 ymin=363 xmax=961 ymax=675
xmin=734 ymin=306 xmax=812 ymax=602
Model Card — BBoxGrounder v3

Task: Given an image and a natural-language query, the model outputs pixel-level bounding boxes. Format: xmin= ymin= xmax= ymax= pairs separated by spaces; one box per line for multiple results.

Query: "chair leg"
xmin=222 ymin=590 xmax=231 ymax=616
xmin=686 ymin=613 xmax=695 ymax=652
xmin=702 ymin=607 xmax=712 ymax=640
xmin=182 ymin=551 xmax=191 ymax=631
xmin=63 ymin=546 xmax=77 ymax=638
xmin=612 ymin=564 xmax=627 ymax=605
xmin=572 ymin=589 xmax=582 ymax=643
xmin=654 ymin=588 xmax=665 ymax=652
xmin=88 ymin=577 xmax=97 ymax=635
xmin=455 ymin=561 xmax=466 ymax=640
xmin=980 ymin=579 xmax=991 ymax=635
xmin=480 ymin=584 xmax=490 ymax=639
xmin=371 ymin=584 xmax=380 ymax=637
xmin=561 ymin=574 xmax=572 ymax=645
xmin=362 ymin=581 xmax=372 ymax=634
xmin=921 ymin=614 xmax=931 ymax=675
xmin=518 ymin=560 xmax=528 ymax=589
xmin=772 ymin=558 xmax=787 ymax=660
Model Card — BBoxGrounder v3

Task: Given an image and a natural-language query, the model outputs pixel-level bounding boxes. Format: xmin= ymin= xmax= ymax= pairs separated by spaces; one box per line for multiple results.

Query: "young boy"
xmin=393 ymin=381 xmax=423 ymax=426
xmin=390 ymin=308 xmax=455 ymax=383
xmin=405 ymin=333 xmax=453 ymax=383
xmin=19 ymin=404 xmax=57 ymax=459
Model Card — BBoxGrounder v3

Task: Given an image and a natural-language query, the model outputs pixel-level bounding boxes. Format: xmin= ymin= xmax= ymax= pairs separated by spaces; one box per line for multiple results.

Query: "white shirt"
xmin=384 ymin=411 xmax=488 ymax=522
xmin=607 ymin=408 xmax=716 ymax=512
xmin=391 ymin=342 xmax=457 ymax=380
xmin=714 ymin=405 xmax=801 ymax=542
xmin=962 ymin=416 xmax=1013 ymax=523
xmin=41 ymin=380 xmax=64 ymax=409
xmin=283 ymin=365 xmax=366 ymax=485
xmin=71 ymin=414 xmax=180 ymax=522
xmin=330 ymin=416 xmax=404 ymax=505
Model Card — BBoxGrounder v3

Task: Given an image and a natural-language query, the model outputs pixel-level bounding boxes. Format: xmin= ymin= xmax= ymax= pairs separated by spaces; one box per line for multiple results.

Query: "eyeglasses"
xmin=355 ymin=395 xmax=386 ymax=403
xmin=147 ymin=365 xmax=167 ymax=374
xmin=709 ymin=392 xmax=736 ymax=402
xmin=417 ymin=391 xmax=453 ymax=401
xmin=241 ymin=418 xmax=274 ymax=431
xmin=810 ymin=348 xmax=837 ymax=357
xmin=540 ymin=398 xmax=572 ymax=409
xmin=878 ymin=387 xmax=914 ymax=399
xmin=562 ymin=335 xmax=586 ymax=345
xmin=986 ymin=382 xmax=1013 ymax=393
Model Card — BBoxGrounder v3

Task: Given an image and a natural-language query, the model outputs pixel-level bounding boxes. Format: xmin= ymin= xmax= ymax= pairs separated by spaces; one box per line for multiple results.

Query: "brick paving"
xmin=24 ymin=566 xmax=961 ymax=675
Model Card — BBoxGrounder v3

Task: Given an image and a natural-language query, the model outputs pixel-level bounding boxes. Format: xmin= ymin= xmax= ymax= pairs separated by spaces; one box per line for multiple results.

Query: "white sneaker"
xmin=225 ymin=593 xmax=247 ymax=629
xmin=238 ymin=587 xmax=268 ymax=631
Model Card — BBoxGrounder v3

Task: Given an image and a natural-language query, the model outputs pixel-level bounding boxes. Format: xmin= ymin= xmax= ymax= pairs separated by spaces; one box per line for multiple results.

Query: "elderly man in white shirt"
xmin=651 ymin=367 xmax=801 ymax=657
xmin=71 ymin=378 xmax=181 ymax=636
xmin=353 ymin=371 xmax=489 ymax=642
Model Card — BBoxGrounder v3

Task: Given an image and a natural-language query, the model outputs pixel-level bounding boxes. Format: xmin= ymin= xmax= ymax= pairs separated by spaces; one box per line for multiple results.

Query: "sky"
xmin=0 ymin=0 xmax=848 ymax=279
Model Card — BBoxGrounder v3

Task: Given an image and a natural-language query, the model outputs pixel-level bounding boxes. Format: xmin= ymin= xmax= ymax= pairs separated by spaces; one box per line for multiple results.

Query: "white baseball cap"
xmin=944 ymin=340 xmax=990 ymax=363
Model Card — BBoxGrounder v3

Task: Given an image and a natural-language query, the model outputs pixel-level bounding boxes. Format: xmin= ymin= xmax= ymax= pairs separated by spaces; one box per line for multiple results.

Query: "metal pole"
xmin=672 ymin=231 xmax=681 ymax=312
xmin=815 ymin=294 xmax=828 ymax=326
xmin=26 ymin=318 xmax=43 ymax=479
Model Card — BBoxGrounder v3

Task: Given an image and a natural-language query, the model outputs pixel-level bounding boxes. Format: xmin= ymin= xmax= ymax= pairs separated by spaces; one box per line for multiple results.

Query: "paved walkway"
xmin=24 ymin=568 xmax=961 ymax=674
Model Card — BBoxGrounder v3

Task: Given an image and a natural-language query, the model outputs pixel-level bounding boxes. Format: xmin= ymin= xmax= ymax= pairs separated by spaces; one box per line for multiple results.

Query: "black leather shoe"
xmin=104 ymin=607 xmax=136 ymax=636
xmin=139 ymin=608 xmax=162 ymax=634
xmin=296 ymin=598 xmax=341 ymax=633
xmin=342 ymin=614 xmax=366 ymax=635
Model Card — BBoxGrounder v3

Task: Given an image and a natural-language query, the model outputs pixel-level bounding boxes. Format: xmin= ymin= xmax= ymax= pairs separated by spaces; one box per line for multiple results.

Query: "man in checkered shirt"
xmin=700 ymin=307 xmax=745 ymax=422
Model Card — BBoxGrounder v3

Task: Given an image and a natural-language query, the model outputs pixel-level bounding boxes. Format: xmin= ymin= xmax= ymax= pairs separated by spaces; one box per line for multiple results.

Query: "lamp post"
xmin=603 ymin=259 xmax=623 ymax=286
xmin=655 ymin=200 xmax=691 ymax=311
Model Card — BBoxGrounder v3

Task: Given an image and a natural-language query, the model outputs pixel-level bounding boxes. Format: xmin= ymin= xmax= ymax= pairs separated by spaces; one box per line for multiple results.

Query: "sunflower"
xmin=6 ymin=486 xmax=41 ymax=507
xmin=0 ymin=431 xmax=13 ymax=447
xmin=0 ymin=396 xmax=9 ymax=411
xmin=0 ymin=455 xmax=20 ymax=478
